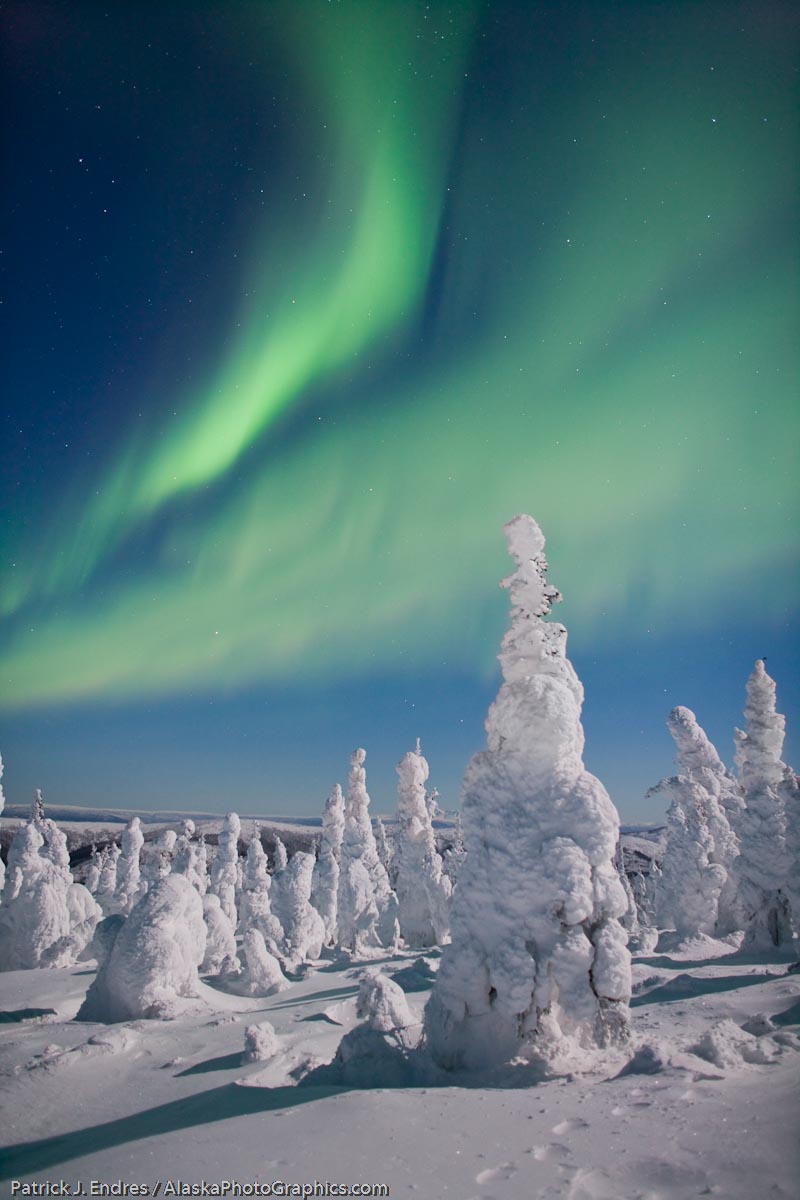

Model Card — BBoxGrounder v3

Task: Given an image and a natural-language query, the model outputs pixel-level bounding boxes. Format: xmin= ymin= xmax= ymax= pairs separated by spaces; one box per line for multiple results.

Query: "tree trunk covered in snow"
xmin=425 ymin=516 xmax=630 ymax=1071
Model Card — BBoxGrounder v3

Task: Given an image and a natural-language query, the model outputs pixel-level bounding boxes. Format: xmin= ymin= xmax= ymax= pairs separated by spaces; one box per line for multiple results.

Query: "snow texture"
xmin=424 ymin=515 xmax=631 ymax=1070
xmin=78 ymin=874 xmax=207 ymax=1022
xmin=310 ymin=784 xmax=344 ymax=946
xmin=394 ymin=741 xmax=451 ymax=947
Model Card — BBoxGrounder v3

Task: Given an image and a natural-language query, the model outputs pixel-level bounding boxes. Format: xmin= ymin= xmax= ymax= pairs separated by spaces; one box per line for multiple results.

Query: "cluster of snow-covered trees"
xmin=0 ymin=737 xmax=454 ymax=1022
xmin=0 ymin=514 xmax=796 ymax=1075
xmin=652 ymin=660 xmax=798 ymax=950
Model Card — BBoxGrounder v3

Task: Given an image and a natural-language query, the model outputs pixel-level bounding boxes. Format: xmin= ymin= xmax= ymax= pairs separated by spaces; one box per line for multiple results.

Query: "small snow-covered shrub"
xmin=311 ymin=784 xmax=344 ymax=945
xmin=356 ymin=971 xmax=415 ymax=1032
xmin=243 ymin=1021 xmax=279 ymax=1063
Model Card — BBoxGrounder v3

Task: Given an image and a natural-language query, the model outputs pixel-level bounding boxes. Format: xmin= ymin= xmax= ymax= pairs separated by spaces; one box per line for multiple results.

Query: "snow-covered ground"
xmin=1 ymin=936 xmax=798 ymax=1199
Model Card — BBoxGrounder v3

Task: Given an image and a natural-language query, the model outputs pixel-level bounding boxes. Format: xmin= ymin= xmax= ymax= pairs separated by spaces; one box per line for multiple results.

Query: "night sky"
xmin=1 ymin=1 xmax=797 ymax=820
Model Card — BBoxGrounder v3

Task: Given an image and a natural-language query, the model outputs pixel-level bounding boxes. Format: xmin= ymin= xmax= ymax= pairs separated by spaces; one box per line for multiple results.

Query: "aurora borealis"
xmin=2 ymin=1 xmax=797 ymax=818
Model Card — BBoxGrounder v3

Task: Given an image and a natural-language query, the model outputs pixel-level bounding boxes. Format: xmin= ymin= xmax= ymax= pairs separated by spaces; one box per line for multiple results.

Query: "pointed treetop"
xmin=667 ymin=706 xmax=727 ymax=777
xmin=415 ymin=737 xmax=422 ymax=757
xmin=501 ymin=514 xmax=561 ymax=618
xmin=32 ymin=788 xmax=45 ymax=823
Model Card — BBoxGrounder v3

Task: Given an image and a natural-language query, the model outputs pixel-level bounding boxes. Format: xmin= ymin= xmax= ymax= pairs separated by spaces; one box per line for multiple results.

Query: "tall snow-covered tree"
xmin=0 ymin=807 xmax=97 ymax=969
xmin=311 ymin=784 xmax=345 ymax=945
xmin=442 ymin=812 xmax=465 ymax=886
xmin=374 ymin=817 xmax=393 ymax=878
xmin=113 ymin=817 xmax=144 ymax=915
xmin=394 ymin=740 xmax=451 ymax=947
xmin=652 ymin=776 xmax=726 ymax=939
xmin=138 ymin=829 xmax=177 ymax=900
xmin=201 ymin=893 xmax=239 ymax=975
xmin=666 ymin=706 xmax=742 ymax=935
xmin=337 ymin=749 xmax=399 ymax=953
xmin=614 ymin=839 xmax=640 ymax=943
xmin=733 ymin=661 xmax=794 ymax=947
xmin=210 ymin=812 xmax=241 ymax=925
xmin=84 ymin=845 xmax=102 ymax=895
xmin=95 ymin=843 xmax=121 ymax=912
xmin=172 ymin=820 xmax=207 ymax=895
xmin=280 ymin=851 xmax=326 ymax=964
xmin=424 ymin=515 xmax=631 ymax=1070
xmin=238 ymin=826 xmax=270 ymax=931
xmin=273 ymin=836 xmax=288 ymax=873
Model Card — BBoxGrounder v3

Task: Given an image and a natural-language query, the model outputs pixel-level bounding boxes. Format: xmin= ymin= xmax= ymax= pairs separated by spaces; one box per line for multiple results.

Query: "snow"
xmin=1 ymin=935 xmax=798 ymax=1198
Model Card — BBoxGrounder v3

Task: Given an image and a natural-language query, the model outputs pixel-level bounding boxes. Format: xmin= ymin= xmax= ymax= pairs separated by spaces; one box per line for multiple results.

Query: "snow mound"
xmin=689 ymin=1019 xmax=779 ymax=1069
xmin=615 ymin=1040 xmax=674 ymax=1076
xmin=356 ymin=971 xmax=415 ymax=1032
xmin=243 ymin=1021 xmax=279 ymax=1063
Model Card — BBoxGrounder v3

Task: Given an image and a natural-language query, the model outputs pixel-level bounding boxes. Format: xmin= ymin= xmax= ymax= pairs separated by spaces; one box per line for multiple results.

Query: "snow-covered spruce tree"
xmin=172 ymin=820 xmax=207 ymax=895
xmin=95 ymin=844 xmax=120 ymax=912
xmin=239 ymin=927 xmax=289 ymax=996
xmin=0 ymin=809 xmax=96 ymax=969
xmin=394 ymin=740 xmax=451 ymax=947
xmin=210 ymin=812 xmax=241 ymax=926
xmin=337 ymin=749 xmax=399 ymax=953
xmin=781 ymin=765 xmax=800 ymax=932
xmin=614 ymin=840 xmax=640 ymax=943
xmin=733 ymin=661 xmax=795 ymax=947
xmin=113 ymin=817 xmax=144 ymax=915
xmin=665 ymin=706 xmax=742 ymax=935
xmin=38 ymin=816 xmax=101 ymax=963
xmin=424 ymin=516 xmax=631 ymax=1070
xmin=651 ymin=776 xmax=725 ymax=939
xmin=273 ymin=835 xmax=288 ymax=873
xmin=311 ymin=784 xmax=344 ymax=946
xmin=442 ymin=812 xmax=465 ymax=887
xmin=374 ymin=817 xmax=392 ymax=877
xmin=280 ymin=851 xmax=325 ymax=964
xmin=79 ymin=874 xmax=207 ymax=1022
xmin=84 ymin=845 xmax=102 ymax=895
xmin=138 ymin=828 xmax=177 ymax=900
xmin=238 ymin=826 xmax=271 ymax=932
xmin=201 ymin=893 xmax=239 ymax=974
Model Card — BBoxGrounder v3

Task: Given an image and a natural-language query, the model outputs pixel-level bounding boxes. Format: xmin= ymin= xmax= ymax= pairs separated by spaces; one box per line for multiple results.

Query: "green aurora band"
xmin=0 ymin=3 xmax=797 ymax=710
